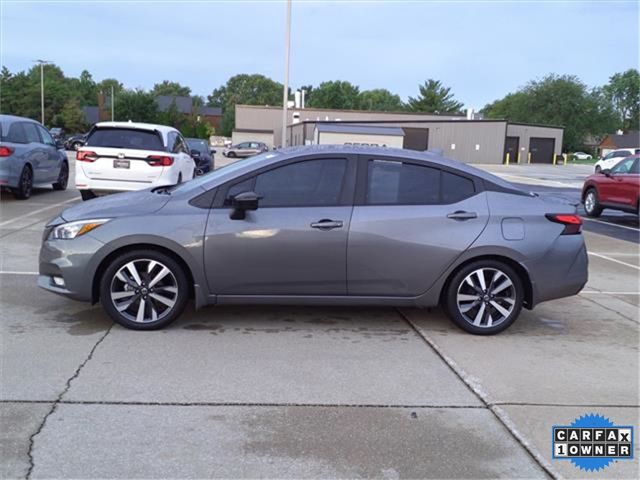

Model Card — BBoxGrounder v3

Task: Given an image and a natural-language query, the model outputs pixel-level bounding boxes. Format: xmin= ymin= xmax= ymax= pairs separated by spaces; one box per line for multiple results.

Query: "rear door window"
xmin=366 ymin=159 xmax=440 ymax=205
xmin=86 ymin=128 xmax=164 ymax=151
xmin=23 ymin=123 xmax=41 ymax=144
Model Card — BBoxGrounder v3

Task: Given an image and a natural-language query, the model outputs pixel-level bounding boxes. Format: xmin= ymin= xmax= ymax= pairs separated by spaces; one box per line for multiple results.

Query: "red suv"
xmin=582 ymin=155 xmax=639 ymax=217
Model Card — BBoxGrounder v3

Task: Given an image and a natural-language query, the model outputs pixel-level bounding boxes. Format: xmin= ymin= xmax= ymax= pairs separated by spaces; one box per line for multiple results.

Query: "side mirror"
xmin=602 ymin=169 xmax=612 ymax=177
xmin=230 ymin=191 xmax=260 ymax=220
xmin=190 ymin=149 xmax=201 ymax=158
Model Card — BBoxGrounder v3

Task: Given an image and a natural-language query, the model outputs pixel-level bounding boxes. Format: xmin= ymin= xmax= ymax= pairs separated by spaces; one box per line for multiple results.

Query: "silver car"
xmin=38 ymin=146 xmax=588 ymax=334
xmin=223 ymin=141 xmax=268 ymax=158
xmin=0 ymin=114 xmax=69 ymax=199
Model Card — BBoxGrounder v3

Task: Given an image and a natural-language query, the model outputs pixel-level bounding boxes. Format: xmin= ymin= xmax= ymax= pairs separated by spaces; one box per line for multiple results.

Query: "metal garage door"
xmin=403 ymin=128 xmax=429 ymax=151
xmin=529 ymin=137 xmax=555 ymax=164
xmin=504 ymin=136 xmax=520 ymax=164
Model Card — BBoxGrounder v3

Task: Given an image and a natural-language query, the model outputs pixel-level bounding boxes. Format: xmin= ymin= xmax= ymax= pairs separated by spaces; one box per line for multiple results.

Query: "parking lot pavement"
xmin=1 ymin=157 xmax=638 ymax=479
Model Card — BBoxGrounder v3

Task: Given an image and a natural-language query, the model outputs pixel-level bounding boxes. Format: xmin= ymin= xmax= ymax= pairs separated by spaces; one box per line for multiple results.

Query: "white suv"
xmin=75 ymin=122 xmax=196 ymax=201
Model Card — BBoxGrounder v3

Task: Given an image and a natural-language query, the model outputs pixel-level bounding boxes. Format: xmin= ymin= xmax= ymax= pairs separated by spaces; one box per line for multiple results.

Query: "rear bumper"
xmin=524 ymin=235 xmax=588 ymax=307
xmin=0 ymin=163 xmax=19 ymax=188
xmin=75 ymin=169 xmax=176 ymax=192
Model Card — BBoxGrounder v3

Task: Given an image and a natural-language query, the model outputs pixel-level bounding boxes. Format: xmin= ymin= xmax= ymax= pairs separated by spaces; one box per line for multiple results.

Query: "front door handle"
xmin=447 ymin=211 xmax=477 ymax=221
xmin=311 ymin=219 xmax=343 ymax=230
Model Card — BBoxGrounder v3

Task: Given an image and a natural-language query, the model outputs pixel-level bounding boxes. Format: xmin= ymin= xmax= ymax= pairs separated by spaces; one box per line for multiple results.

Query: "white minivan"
xmin=75 ymin=122 xmax=195 ymax=201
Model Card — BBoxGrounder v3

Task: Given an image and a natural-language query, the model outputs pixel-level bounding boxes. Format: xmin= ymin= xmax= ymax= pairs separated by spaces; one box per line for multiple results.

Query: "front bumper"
xmin=38 ymin=233 xmax=105 ymax=302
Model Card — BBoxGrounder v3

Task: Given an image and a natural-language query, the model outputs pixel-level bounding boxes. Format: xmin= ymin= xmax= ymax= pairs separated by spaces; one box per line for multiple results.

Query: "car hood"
xmin=60 ymin=190 xmax=171 ymax=222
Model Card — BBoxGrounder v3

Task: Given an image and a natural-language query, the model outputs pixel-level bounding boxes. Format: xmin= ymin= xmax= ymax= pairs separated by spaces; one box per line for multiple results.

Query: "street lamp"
xmin=281 ymin=0 xmax=292 ymax=148
xmin=33 ymin=59 xmax=52 ymax=125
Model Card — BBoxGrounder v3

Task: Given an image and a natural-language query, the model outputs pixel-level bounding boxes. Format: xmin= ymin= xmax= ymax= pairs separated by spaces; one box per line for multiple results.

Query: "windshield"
xmin=86 ymin=127 xmax=164 ymax=151
xmin=172 ymin=150 xmax=281 ymax=193
xmin=186 ymin=139 xmax=208 ymax=151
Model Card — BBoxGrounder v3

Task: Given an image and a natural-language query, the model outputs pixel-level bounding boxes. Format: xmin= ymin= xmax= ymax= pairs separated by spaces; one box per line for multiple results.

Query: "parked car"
xmin=582 ymin=154 xmax=639 ymax=217
xmin=223 ymin=141 xmax=268 ymax=158
xmin=64 ymin=133 xmax=87 ymax=151
xmin=75 ymin=121 xmax=196 ymax=201
xmin=593 ymin=148 xmax=639 ymax=173
xmin=572 ymin=151 xmax=592 ymax=161
xmin=0 ymin=114 xmax=69 ymax=199
xmin=185 ymin=137 xmax=214 ymax=175
xmin=39 ymin=145 xmax=588 ymax=334
xmin=49 ymin=127 xmax=65 ymax=142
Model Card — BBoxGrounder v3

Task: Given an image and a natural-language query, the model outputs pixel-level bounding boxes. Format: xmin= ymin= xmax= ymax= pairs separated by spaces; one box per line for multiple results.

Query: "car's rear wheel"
xmin=100 ymin=250 xmax=189 ymax=330
xmin=595 ymin=165 xmax=601 ymax=173
xmin=52 ymin=162 xmax=69 ymax=191
xmin=12 ymin=165 xmax=33 ymax=199
xmin=444 ymin=260 xmax=524 ymax=335
xmin=80 ymin=190 xmax=96 ymax=201
xmin=227 ymin=151 xmax=236 ymax=158
xmin=584 ymin=188 xmax=603 ymax=217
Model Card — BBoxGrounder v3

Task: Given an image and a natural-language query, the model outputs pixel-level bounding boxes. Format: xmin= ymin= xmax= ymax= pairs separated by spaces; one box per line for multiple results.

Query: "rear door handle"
xmin=447 ymin=211 xmax=477 ymax=221
xmin=311 ymin=219 xmax=343 ymax=230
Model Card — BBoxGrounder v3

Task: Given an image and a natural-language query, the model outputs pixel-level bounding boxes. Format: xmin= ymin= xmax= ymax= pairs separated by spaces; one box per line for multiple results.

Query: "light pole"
xmin=111 ymin=85 xmax=115 ymax=120
xmin=33 ymin=59 xmax=51 ymax=125
xmin=281 ymin=0 xmax=292 ymax=148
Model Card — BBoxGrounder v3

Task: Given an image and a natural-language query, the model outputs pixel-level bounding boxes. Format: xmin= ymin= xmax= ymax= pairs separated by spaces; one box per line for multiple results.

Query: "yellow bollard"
xmin=517 ymin=152 xmax=521 ymax=164
xmin=563 ymin=154 xmax=567 ymax=166
xmin=528 ymin=152 xmax=531 ymax=164
xmin=506 ymin=152 xmax=510 ymax=166
xmin=553 ymin=154 xmax=557 ymax=166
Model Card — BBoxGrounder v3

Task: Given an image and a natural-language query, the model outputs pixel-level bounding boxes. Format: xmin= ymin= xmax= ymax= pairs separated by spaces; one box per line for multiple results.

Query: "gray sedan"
xmin=38 ymin=145 xmax=588 ymax=334
xmin=0 ymin=114 xmax=69 ymax=199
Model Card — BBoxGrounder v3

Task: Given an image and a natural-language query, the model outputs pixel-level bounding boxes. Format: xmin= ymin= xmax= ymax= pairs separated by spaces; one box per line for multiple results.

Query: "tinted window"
xmin=253 ymin=159 xmax=347 ymax=207
xmin=367 ymin=160 xmax=439 ymax=205
xmin=442 ymin=171 xmax=475 ymax=203
xmin=4 ymin=123 xmax=26 ymax=143
xmin=23 ymin=123 xmax=41 ymax=143
xmin=226 ymin=178 xmax=255 ymax=202
xmin=86 ymin=128 xmax=164 ymax=151
xmin=615 ymin=150 xmax=632 ymax=158
xmin=630 ymin=159 xmax=640 ymax=174
xmin=187 ymin=139 xmax=208 ymax=152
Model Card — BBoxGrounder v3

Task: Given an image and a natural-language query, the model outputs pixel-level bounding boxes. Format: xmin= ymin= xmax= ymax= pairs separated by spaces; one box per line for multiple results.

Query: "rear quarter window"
xmin=86 ymin=128 xmax=164 ymax=151
xmin=442 ymin=171 xmax=476 ymax=203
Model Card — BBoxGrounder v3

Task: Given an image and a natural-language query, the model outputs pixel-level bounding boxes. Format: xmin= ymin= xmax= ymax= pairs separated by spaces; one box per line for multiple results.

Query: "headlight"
xmin=49 ymin=219 xmax=110 ymax=240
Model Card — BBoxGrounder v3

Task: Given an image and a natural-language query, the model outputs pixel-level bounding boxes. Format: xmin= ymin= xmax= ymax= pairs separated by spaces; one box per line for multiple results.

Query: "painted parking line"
xmin=581 ymin=291 xmax=640 ymax=295
xmin=583 ymin=218 xmax=640 ymax=233
xmin=0 ymin=197 xmax=79 ymax=227
xmin=587 ymin=252 xmax=640 ymax=271
xmin=0 ymin=271 xmax=39 ymax=275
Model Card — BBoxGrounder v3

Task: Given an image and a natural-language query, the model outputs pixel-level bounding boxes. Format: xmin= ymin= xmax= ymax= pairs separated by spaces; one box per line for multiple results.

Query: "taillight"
xmin=546 ymin=214 xmax=582 ymax=235
xmin=77 ymin=150 xmax=97 ymax=162
xmin=0 ymin=146 xmax=14 ymax=157
xmin=147 ymin=155 xmax=173 ymax=167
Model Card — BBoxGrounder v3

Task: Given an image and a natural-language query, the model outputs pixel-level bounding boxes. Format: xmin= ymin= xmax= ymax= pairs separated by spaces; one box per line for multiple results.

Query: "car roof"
xmin=0 ymin=114 xmax=41 ymax=125
xmin=94 ymin=121 xmax=177 ymax=134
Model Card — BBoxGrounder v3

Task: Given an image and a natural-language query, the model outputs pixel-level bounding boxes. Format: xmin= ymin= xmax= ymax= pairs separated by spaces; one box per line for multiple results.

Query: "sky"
xmin=1 ymin=0 xmax=638 ymax=109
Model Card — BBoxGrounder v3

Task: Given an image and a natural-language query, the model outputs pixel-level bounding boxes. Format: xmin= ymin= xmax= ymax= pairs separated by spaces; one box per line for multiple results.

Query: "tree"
xmin=407 ymin=79 xmax=464 ymax=114
xmin=207 ymin=74 xmax=283 ymax=136
xmin=603 ymin=69 xmax=640 ymax=131
xmin=482 ymin=74 xmax=618 ymax=151
xmin=358 ymin=88 xmax=404 ymax=111
xmin=115 ymin=89 xmax=158 ymax=123
xmin=75 ymin=70 xmax=98 ymax=106
xmin=151 ymin=80 xmax=191 ymax=97
xmin=60 ymin=98 xmax=87 ymax=132
xmin=307 ymin=80 xmax=360 ymax=110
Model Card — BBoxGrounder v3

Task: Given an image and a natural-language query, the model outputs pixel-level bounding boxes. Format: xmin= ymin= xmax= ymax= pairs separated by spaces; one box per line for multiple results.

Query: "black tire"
xmin=100 ymin=250 xmax=189 ymax=330
xmin=227 ymin=151 xmax=236 ymax=158
xmin=177 ymin=173 xmax=183 ymax=184
xmin=12 ymin=164 xmax=33 ymax=199
xmin=595 ymin=165 xmax=601 ymax=173
xmin=583 ymin=188 xmax=603 ymax=217
xmin=80 ymin=189 xmax=97 ymax=201
xmin=443 ymin=260 xmax=524 ymax=335
xmin=52 ymin=162 xmax=69 ymax=191
xmin=73 ymin=142 xmax=82 ymax=151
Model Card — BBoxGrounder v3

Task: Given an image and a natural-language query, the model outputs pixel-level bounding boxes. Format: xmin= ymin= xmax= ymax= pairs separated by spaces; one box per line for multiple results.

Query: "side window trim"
xmin=212 ymin=155 xmax=357 ymax=209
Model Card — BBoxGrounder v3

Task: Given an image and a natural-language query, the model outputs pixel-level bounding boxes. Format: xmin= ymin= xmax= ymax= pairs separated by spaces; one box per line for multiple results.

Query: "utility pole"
xmin=111 ymin=85 xmax=115 ymax=120
xmin=33 ymin=59 xmax=51 ymax=125
xmin=281 ymin=0 xmax=292 ymax=148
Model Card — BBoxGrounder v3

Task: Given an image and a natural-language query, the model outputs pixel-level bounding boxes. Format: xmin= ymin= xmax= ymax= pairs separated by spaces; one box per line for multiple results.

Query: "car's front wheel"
xmin=584 ymin=188 xmax=603 ymax=217
xmin=100 ymin=250 xmax=189 ymax=330
xmin=52 ymin=162 xmax=68 ymax=191
xmin=444 ymin=260 xmax=524 ymax=335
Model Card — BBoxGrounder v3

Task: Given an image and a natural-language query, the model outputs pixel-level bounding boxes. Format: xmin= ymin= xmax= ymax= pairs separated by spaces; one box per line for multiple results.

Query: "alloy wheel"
xmin=110 ymin=259 xmax=179 ymax=324
xmin=585 ymin=191 xmax=596 ymax=213
xmin=456 ymin=268 xmax=516 ymax=328
xmin=22 ymin=167 xmax=33 ymax=197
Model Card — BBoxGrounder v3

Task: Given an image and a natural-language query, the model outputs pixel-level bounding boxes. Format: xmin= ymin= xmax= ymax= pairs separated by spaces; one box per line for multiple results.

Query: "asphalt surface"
xmin=0 ymin=155 xmax=638 ymax=479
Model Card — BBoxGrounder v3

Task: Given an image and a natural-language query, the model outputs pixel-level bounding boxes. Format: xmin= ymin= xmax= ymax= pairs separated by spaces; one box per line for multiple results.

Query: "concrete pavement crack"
xmin=579 ymin=293 xmax=639 ymax=325
xmin=396 ymin=308 xmax=561 ymax=480
xmin=24 ymin=323 xmax=114 ymax=480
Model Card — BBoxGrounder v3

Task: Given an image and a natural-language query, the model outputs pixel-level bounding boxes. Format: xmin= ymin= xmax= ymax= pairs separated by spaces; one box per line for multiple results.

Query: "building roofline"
xmin=283 ymin=119 xmax=564 ymax=130
xmin=508 ymin=121 xmax=565 ymax=130
xmin=234 ymin=128 xmax=274 ymax=134
xmin=236 ymin=104 xmax=466 ymax=117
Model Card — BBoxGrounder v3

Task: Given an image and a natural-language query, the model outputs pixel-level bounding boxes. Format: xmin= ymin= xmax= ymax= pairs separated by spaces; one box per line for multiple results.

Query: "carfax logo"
xmin=552 ymin=414 xmax=634 ymax=472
